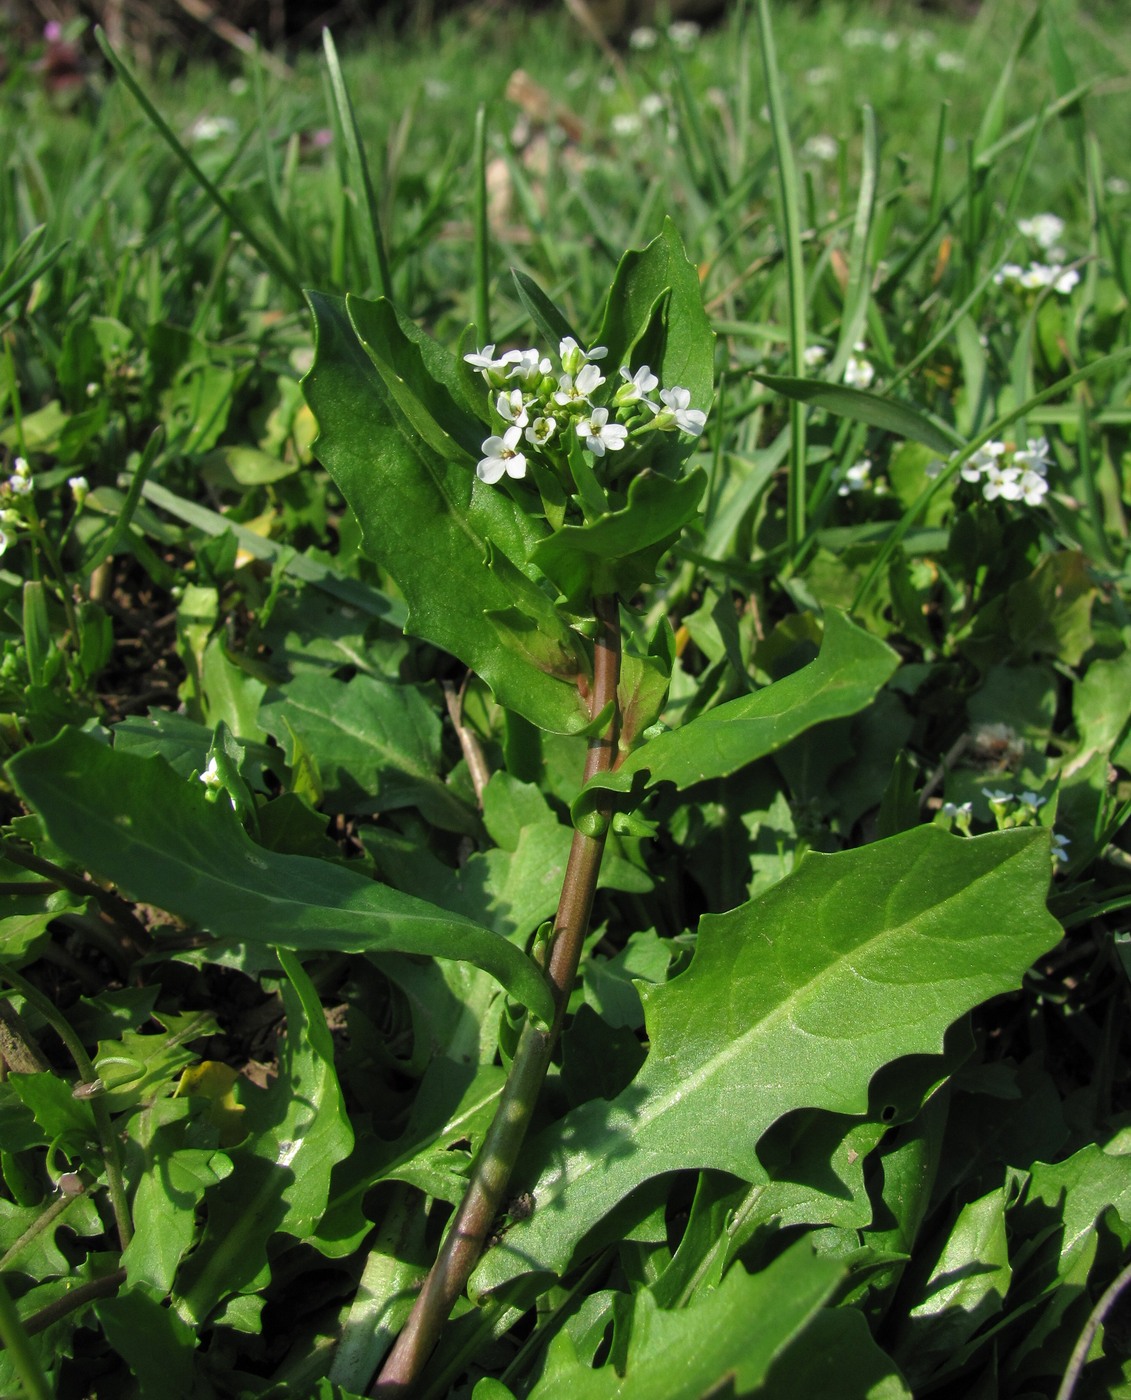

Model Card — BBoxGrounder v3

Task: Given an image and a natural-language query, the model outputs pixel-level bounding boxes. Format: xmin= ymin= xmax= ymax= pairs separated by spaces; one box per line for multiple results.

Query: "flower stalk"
xmin=372 ymin=594 xmax=622 ymax=1396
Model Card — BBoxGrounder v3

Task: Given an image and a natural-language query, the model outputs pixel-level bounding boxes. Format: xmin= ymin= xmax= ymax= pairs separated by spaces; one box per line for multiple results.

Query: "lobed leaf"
xmin=7 ymin=729 xmax=554 ymax=1021
xmin=575 ymin=609 xmax=899 ymax=820
xmin=474 ymin=825 xmax=1061 ymax=1294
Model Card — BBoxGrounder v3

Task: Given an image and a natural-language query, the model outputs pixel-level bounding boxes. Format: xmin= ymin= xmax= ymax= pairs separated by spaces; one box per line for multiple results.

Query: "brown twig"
xmin=22 ymin=1267 xmax=126 ymax=1337
xmin=442 ymin=678 xmax=491 ymax=809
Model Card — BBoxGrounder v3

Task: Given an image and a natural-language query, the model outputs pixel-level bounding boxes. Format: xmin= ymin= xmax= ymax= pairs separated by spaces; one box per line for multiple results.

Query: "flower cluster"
xmin=940 ymin=787 xmax=1070 ymax=868
xmin=996 ymin=212 xmax=1079 ymax=295
xmin=0 ymin=458 xmax=88 ymax=558
xmin=465 ymin=337 xmax=707 ymax=489
xmin=983 ymin=788 xmax=1070 ymax=865
xmin=995 ymin=262 xmax=1079 ymax=296
xmin=926 ymin=437 xmax=1052 ymax=507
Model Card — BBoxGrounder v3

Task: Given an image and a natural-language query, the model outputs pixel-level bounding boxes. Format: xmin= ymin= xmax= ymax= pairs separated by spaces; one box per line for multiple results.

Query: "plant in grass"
xmin=1 ymin=4 xmax=1130 ymax=1397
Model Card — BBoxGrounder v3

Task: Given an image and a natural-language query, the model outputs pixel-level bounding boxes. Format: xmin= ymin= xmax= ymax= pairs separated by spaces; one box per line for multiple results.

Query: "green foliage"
xmin=0 ymin=2 xmax=1129 ymax=1396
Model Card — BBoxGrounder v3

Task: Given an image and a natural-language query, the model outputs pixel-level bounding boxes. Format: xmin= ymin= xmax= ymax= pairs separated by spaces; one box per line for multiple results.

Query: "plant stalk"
xmin=0 ymin=966 xmax=133 ymax=1250
xmin=373 ymin=594 xmax=622 ymax=1396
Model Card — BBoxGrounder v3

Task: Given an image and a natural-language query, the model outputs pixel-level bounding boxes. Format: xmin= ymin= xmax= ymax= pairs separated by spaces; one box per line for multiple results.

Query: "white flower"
xmin=612 ymin=112 xmax=644 ymax=138
xmin=496 ymin=389 xmax=529 ymax=429
xmin=982 ymin=463 xmax=1022 ymax=501
xmin=0 ymin=528 xmax=8 ymax=557
xmin=1052 ymin=833 xmax=1070 ymax=863
xmin=803 ymin=134 xmax=838 ymax=162
xmin=935 ymin=50 xmax=966 ymax=71
xmin=838 ymin=459 xmax=872 ymax=496
xmin=559 ymin=337 xmax=607 ymax=376
xmin=1018 ymin=214 xmax=1065 ymax=251
xmin=503 ymin=348 xmax=552 ymax=384
xmin=1019 ymin=791 xmax=1048 ymax=809
xmin=805 ymin=66 xmax=835 ymax=86
xmin=667 ymin=20 xmax=701 ymax=50
xmin=1014 ymin=437 xmax=1051 ymax=474
xmin=477 ymin=426 xmax=528 ymax=483
xmin=191 ymin=115 xmax=237 ymax=143
xmin=1016 ymin=470 xmax=1049 ymax=506
xmin=7 ymin=474 xmax=31 ymax=496
xmin=200 ymin=757 xmax=223 ymax=789
xmin=961 ymin=441 xmax=1006 ymax=481
xmin=13 ymin=457 xmax=29 ymax=478
xmin=464 ymin=344 xmax=509 ymax=380
xmin=68 ymin=475 xmax=89 ymax=504
xmin=844 ymin=352 xmax=875 ymax=390
xmin=1106 ymin=176 xmax=1130 ymax=197
xmin=942 ymin=801 xmax=973 ymax=818
xmin=640 ymin=93 xmax=666 ymax=118
xmin=653 ymin=386 xmax=707 ymax=435
xmin=554 ymin=362 xmax=605 ymax=407
xmin=629 ymin=25 xmax=658 ymax=49
xmin=925 ymin=458 xmax=946 ymax=479
xmin=524 ymin=416 xmax=558 ymax=447
xmin=803 ymin=344 xmax=829 ymax=367
xmin=576 ymin=407 xmax=628 ymax=457
xmin=983 ymin=788 xmax=1014 ymax=804
xmin=614 ymin=363 xmax=659 ymax=406
xmin=998 ymin=262 xmax=1079 ymax=295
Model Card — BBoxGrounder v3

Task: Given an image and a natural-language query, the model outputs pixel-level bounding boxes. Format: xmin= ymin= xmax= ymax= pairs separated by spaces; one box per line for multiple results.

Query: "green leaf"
xmin=302 ymin=291 xmax=589 ymax=735
xmin=172 ymin=951 xmax=354 ymax=1325
xmin=96 ymin=1284 xmax=197 ymax=1397
xmin=259 ymin=672 xmax=477 ymax=833
xmin=575 ymin=610 xmax=899 ymax=821
xmin=93 ymin=1006 xmax=218 ymax=1113
xmin=6 ymin=729 xmax=553 ymax=1021
xmin=753 ymin=373 xmax=961 ymax=456
xmin=367 ymin=773 xmax=649 ymax=943
xmin=595 ymin=218 xmax=715 ymax=423
xmin=121 ymin=1099 xmax=233 ymax=1295
xmin=527 ymin=1241 xmax=842 ymax=1400
xmin=531 ymin=469 xmax=706 ymax=606
xmin=759 ymin=1308 xmax=911 ymax=1398
xmin=511 ymin=269 xmax=581 ymax=350
xmin=473 ymin=826 xmax=1060 ymax=1294
xmin=892 ymin=1186 xmax=1012 ymax=1384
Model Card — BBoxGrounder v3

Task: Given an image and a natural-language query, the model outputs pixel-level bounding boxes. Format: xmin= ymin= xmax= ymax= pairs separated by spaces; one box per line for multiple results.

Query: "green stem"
xmin=0 ymin=966 xmax=133 ymax=1251
xmin=0 ymin=1184 xmax=85 ymax=1273
xmin=0 ymin=837 xmax=150 ymax=954
xmin=372 ymin=595 xmax=622 ymax=1397
xmin=0 ymin=1274 xmax=52 ymax=1400
xmin=21 ymin=1266 xmax=127 ymax=1337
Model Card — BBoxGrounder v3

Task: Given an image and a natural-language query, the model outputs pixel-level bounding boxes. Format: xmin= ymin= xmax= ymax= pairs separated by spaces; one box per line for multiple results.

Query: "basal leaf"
xmin=7 ymin=729 xmax=553 ymax=1021
xmin=575 ymin=609 xmax=899 ymax=820
xmin=527 ymin=1240 xmax=842 ymax=1400
xmin=473 ymin=826 xmax=1060 ymax=1294
xmin=758 ymin=1308 xmax=911 ymax=1398
xmin=173 ymin=951 xmax=353 ymax=1325
xmin=892 ymin=1185 xmax=1012 ymax=1385
xmin=302 ymin=291 xmax=589 ymax=735
xmin=259 ymin=672 xmax=478 ymax=833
